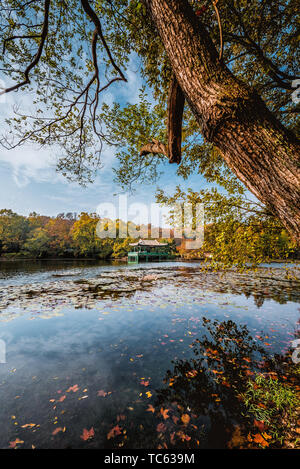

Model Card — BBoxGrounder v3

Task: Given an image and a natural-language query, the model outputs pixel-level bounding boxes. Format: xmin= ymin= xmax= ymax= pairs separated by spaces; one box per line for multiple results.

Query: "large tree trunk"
xmin=143 ymin=0 xmax=300 ymax=243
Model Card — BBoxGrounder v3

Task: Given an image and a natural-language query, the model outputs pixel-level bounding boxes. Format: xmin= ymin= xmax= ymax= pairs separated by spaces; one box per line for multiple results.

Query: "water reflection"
xmin=0 ymin=261 xmax=299 ymax=449
xmin=149 ymin=318 xmax=300 ymax=449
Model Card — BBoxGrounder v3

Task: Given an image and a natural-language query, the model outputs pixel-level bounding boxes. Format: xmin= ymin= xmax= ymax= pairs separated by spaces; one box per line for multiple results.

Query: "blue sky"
xmin=0 ymin=56 xmax=211 ymax=225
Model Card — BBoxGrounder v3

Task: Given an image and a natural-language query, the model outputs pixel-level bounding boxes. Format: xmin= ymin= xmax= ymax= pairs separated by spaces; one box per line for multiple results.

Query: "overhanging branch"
xmin=139 ymin=74 xmax=185 ymax=163
xmin=0 ymin=0 xmax=50 ymax=95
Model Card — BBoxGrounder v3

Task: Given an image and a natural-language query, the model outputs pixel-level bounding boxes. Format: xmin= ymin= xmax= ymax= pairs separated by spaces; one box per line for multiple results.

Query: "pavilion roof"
xmin=129 ymin=239 xmax=168 ymax=247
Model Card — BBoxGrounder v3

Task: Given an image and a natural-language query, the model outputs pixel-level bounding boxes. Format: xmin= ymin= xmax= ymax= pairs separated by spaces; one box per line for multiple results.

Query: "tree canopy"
xmin=0 ymin=0 xmax=299 ymax=255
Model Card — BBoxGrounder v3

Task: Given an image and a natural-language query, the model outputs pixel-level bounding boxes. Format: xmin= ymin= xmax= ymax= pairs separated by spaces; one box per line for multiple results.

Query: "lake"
xmin=0 ymin=259 xmax=299 ymax=449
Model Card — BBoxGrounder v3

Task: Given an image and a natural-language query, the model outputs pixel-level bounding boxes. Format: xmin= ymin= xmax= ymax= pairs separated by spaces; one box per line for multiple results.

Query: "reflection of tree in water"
xmin=238 ymin=278 xmax=300 ymax=306
xmin=151 ymin=318 xmax=299 ymax=449
xmin=103 ymin=317 xmax=299 ymax=449
xmin=253 ymin=294 xmax=265 ymax=308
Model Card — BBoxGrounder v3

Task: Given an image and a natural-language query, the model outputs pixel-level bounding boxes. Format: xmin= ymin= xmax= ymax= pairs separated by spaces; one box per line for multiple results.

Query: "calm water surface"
xmin=0 ymin=260 xmax=299 ymax=449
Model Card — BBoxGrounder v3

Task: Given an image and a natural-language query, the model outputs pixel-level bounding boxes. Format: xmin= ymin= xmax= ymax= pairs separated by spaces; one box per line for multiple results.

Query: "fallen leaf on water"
xmin=177 ymin=431 xmax=191 ymax=442
xmin=52 ymin=427 xmax=65 ymax=436
xmin=156 ymin=423 xmax=166 ymax=433
xmin=146 ymin=391 xmax=152 ymax=398
xmin=58 ymin=395 xmax=66 ymax=402
xmin=9 ymin=438 xmax=24 ymax=449
xmin=21 ymin=423 xmax=36 ymax=428
xmin=140 ymin=380 xmax=149 ymax=387
xmin=185 ymin=370 xmax=198 ymax=378
xmin=160 ymin=408 xmax=169 ymax=420
xmin=97 ymin=390 xmax=107 ymax=397
xmin=107 ymin=425 xmax=122 ymax=440
xmin=80 ymin=427 xmax=95 ymax=441
xmin=181 ymin=414 xmax=190 ymax=426
xmin=146 ymin=404 xmax=155 ymax=413
xmin=211 ymin=369 xmax=223 ymax=375
xmin=66 ymin=385 xmax=79 ymax=393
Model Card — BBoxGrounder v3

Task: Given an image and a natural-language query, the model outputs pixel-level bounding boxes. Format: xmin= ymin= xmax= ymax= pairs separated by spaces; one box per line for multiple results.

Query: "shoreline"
xmin=0 ymin=256 xmax=299 ymax=264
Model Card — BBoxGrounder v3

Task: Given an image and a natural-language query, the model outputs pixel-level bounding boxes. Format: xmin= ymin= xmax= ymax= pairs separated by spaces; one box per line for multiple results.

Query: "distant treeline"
xmin=0 ymin=209 xmax=177 ymax=259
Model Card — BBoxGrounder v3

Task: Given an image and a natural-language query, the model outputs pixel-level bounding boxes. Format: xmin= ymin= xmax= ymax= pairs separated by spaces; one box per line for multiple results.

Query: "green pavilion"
xmin=127 ymin=239 xmax=172 ymax=263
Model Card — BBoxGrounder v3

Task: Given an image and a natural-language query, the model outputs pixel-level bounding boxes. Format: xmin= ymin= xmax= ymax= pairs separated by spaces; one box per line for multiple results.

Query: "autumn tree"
xmin=71 ymin=212 xmax=114 ymax=257
xmin=22 ymin=227 xmax=51 ymax=257
xmin=0 ymin=1 xmax=299 ymax=242
xmin=156 ymin=186 xmax=295 ymax=268
xmin=44 ymin=216 xmax=74 ymax=256
xmin=0 ymin=209 xmax=29 ymax=254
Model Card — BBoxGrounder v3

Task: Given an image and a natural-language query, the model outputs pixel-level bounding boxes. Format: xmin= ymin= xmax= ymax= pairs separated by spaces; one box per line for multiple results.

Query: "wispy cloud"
xmin=0 ymin=146 xmax=59 ymax=188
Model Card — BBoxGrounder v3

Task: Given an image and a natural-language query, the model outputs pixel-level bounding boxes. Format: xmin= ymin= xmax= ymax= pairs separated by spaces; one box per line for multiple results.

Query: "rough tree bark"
xmin=142 ymin=0 xmax=300 ymax=243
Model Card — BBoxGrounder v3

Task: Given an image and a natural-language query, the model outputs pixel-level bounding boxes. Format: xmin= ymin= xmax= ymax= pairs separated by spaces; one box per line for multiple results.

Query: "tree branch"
xmin=167 ymin=74 xmax=185 ymax=163
xmin=0 ymin=0 xmax=50 ymax=95
xmin=80 ymin=0 xmax=127 ymax=83
xmin=212 ymin=0 xmax=223 ymax=61
xmin=140 ymin=139 xmax=168 ymax=158
xmin=139 ymin=75 xmax=185 ymax=163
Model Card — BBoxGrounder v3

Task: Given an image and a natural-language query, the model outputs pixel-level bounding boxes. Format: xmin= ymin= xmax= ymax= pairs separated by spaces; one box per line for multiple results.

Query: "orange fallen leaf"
xmin=80 ymin=427 xmax=95 ymax=441
xmin=181 ymin=414 xmax=190 ymax=425
xmin=253 ymin=433 xmax=270 ymax=447
xmin=257 ymin=402 xmax=267 ymax=409
xmin=254 ymin=419 xmax=267 ymax=432
xmin=146 ymin=404 xmax=155 ymax=413
xmin=156 ymin=423 xmax=166 ymax=433
xmin=66 ymin=385 xmax=79 ymax=393
xmin=52 ymin=427 xmax=64 ymax=435
xmin=177 ymin=431 xmax=191 ymax=442
xmin=140 ymin=380 xmax=150 ymax=387
xmin=107 ymin=425 xmax=122 ymax=440
xmin=185 ymin=370 xmax=198 ymax=378
xmin=160 ymin=408 xmax=169 ymax=420
xmin=9 ymin=438 xmax=24 ymax=448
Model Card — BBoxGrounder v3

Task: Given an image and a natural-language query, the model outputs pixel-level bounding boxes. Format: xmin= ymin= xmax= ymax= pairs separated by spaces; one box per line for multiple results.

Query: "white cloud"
xmin=0 ymin=146 xmax=58 ymax=188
